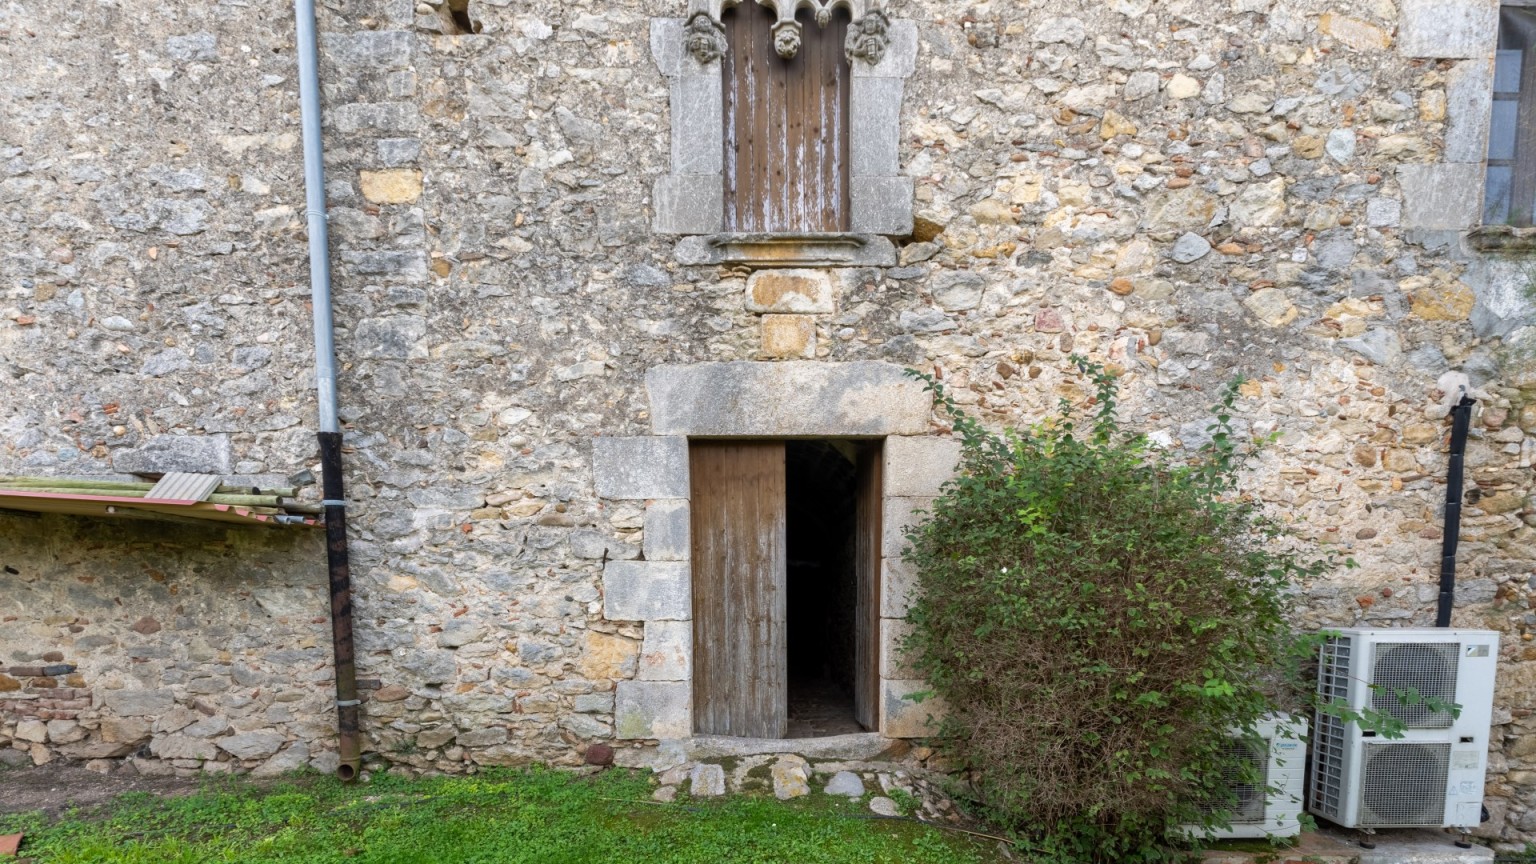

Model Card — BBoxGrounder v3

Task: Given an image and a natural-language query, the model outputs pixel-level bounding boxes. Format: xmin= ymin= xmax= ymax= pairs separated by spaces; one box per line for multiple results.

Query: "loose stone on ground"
xmin=771 ymin=755 xmax=811 ymax=800
xmin=824 ymin=771 xmax=866 ymax=798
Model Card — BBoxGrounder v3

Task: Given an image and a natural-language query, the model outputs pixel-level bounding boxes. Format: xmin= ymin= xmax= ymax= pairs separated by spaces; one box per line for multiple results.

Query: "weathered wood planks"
xmin=722 ymin=5 xmax=851 ymax=233
xmin=690 ymin=441 xmax=789 ymax=738
xmin=853 ymin=442 xmax=882 ymax=731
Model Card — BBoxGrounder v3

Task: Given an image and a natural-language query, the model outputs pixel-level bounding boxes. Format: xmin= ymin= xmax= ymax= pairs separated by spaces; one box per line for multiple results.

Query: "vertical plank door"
xmin=853 ymin=441 xmax=883 ymax=731
xmin=721 ymin=4 xmax=851 ymax=232
xmin=691 ymin=441 xmax=788 ymax=738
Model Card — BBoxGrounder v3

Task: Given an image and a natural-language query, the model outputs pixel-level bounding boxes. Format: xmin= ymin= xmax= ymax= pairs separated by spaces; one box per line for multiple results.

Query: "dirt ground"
xmin=0 ymin=763 xmax=207 ymax=818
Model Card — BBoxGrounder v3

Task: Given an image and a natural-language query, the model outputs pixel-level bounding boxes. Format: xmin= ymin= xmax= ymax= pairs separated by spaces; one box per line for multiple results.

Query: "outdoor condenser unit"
xmin=1185 ymin=713 xmax=1307 ymax=840
xmin=1308 ymin=628 xmax=1499 ymax=842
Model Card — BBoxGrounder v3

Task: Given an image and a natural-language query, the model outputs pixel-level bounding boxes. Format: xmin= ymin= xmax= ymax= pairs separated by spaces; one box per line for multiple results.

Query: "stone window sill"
xmin=673 ymin=233 xmax=897 ymax=268
xmin=1466 ymin=225 xmax=1536 ymax=253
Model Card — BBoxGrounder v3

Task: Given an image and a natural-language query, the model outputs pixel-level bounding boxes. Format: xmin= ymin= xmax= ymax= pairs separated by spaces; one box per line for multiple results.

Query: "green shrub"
xmin=901 ymin=359 xmax=1325 ymax=863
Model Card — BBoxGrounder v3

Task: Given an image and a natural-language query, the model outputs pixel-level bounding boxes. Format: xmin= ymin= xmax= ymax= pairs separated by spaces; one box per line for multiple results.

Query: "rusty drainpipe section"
xmin=295 ymin=0 xmax=362 ymax=781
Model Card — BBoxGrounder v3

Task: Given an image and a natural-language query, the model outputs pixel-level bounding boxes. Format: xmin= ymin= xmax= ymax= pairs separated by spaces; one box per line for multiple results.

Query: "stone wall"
xmin=0 ymin=519 xmax=330 ymax=776
xmin=1 ymin=0 xmax=1534 ymax=847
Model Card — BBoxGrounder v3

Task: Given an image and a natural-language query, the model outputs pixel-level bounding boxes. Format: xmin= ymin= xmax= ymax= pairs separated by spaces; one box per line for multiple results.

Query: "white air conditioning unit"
xmin=1184 ymin=713 xmax=1307 ymax=840
xmin=1308 ymin=628 xmax=1499 ymax=836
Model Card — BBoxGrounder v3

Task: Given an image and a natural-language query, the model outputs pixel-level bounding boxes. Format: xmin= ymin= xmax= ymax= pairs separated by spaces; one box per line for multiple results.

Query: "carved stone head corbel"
xmin=684 ymin=11 xmax=729 ymax=64
xmin=771 ymin=19 xmax=803 ymax=58
xmin=844 ymin=9 xmax=889 ymax=65
xmin=682 ymin=0 xmax=892 ymax=66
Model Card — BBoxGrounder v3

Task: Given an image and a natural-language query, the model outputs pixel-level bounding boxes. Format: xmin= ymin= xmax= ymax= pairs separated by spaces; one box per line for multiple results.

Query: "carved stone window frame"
xmin=650 ymin=1 xmax=917 ymax=267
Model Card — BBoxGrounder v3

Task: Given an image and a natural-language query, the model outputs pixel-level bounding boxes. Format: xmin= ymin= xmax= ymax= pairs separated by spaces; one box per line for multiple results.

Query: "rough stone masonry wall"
xmin=2 ymin=0 xmax=1535 ymax=846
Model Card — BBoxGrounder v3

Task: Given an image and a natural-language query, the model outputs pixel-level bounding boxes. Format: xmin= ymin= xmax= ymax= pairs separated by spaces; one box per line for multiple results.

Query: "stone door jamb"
xmin=592 ymin=361 xmax=957 ymax=741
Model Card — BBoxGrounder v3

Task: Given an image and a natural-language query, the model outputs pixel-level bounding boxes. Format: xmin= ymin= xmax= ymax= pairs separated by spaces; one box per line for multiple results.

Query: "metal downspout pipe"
xmin=1435 ymin=391 xmax=1478 ymax=628
xmin=294 ymin=0 xmax=362 ymax=782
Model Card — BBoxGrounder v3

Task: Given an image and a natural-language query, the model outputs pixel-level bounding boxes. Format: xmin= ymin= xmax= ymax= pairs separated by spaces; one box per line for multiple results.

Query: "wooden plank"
xmin=721 ymin=6 xmax=850 ymax=232
xmin=753 ymin=8 xmax=770 ymax=232
xmin=787 ymin=18 xmax=804 ymax=230
xmin=833 ymin=17 xmax=851 ymax=229
xmin=816 ymin=19 xmax=835 ymax=229
xmin=722 ymin=9 xmax=739 ymax=230
xmin=691 ymin=441 xmax=788 ymax=738
xmin=853 ymin=441 xmax=883 ymax=731
xmin=146 ymin=472 xmax=224 ymax=503
xmin=813 ymin=12 xmax=849 ymax=231
xmin=770 ymin=17 xmax=788 ymax=230
xmin=722 ymin=5 xmax=745 ymax=231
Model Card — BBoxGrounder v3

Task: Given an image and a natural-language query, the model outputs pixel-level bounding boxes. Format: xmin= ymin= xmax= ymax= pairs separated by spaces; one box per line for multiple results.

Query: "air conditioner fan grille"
xmin=1369 ymin=642 xmax=1459 ymax=729
xmin=1219 ymin=738 xmax=1268 ymax=824
xmin=1359 ymin=742 xmax=1450 ymax=827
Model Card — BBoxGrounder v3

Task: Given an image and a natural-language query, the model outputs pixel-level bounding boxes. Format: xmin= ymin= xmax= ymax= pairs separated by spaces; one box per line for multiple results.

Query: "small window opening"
xmin=785 ymin=440 xmax=862 ymax=737
xmin=1486 ymin=6 xmax=1536 ymax=225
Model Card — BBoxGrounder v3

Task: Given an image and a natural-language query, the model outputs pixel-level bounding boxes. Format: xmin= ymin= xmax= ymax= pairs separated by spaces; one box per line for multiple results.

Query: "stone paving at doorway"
xmin=649 ymin=751 xmax=962 ymax=825
xmin=786 ymin=678 xmax=865 ymax=738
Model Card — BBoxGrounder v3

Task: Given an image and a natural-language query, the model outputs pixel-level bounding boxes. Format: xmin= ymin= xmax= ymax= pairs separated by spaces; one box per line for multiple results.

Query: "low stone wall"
xmin=0 ymin=664 xmax=94 ymax=768
xmin=0 ymin=661 xmax=318 ymax=777
xmin=0 ymin=517 xmax=338 ymax=777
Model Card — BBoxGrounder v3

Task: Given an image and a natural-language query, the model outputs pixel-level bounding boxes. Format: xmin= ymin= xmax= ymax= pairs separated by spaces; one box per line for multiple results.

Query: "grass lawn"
xmin=0 ymin=767 xmax=1009 ymax=864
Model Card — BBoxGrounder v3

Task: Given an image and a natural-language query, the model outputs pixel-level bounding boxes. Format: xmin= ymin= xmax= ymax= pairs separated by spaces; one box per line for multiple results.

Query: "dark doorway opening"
xmin=785 ymin=440 xmax=863 ymax=737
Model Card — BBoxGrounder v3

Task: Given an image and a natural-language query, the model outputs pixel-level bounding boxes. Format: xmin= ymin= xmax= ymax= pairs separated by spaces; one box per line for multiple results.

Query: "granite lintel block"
xmin=646 ymin=361 xmax=930 ymax=437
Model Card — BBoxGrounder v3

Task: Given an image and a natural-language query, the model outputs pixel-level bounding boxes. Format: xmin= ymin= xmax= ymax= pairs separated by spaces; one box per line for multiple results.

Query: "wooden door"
xmin=721 ymin=3 xmax=851 ymax=232
xmin=853 ymin=442 xmax=882 ymax=731
xmin=691 ymin=441 xmax=788 ymax=737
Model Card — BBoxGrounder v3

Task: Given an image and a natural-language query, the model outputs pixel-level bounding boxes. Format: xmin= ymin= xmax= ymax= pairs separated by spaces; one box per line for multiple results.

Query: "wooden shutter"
xmin=853 ymin=441 xmax=882 ymax=731
xmin=691 ymin=441 xmax=788 ymax=737
xmin=722 ymin=4 xmax=851 ymax=233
